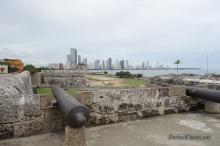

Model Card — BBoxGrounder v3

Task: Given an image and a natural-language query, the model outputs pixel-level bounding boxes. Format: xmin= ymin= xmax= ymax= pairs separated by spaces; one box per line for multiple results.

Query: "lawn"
xmin=37 ymin=87 xmax=79 ymax=97
xmin=86 ymin=74 xmax=147 ymax=88
xmin=37 ymin=87 xmax=53 ymax=97
xmin=124 ymin=78 xmax=146 ymax=87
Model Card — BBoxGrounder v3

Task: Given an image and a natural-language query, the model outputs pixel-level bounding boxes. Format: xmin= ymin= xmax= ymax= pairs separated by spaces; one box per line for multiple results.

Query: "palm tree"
xmin=174 ymin=60 xmax=182 ymax=74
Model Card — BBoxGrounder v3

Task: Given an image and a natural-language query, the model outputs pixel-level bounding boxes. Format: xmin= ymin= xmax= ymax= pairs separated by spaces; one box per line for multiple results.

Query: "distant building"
xmin=94 ymin=60 xmax=101 ymax=70
xmin=0 ymin=65 xmax=8 ymax=74
xmin=119 ymin=60 xmax=125 ymax=69
xmin=88 ymin=63 xmax=94 ymax=69
xmin=70 ymin=48 xmax=77 ymax=64
xmin=82 ymin=58 xmax=87 ymax=65
xmin=146 ymin=61 xmax=149 ymax=69
xmin=66 ymin=55 xmax=72 ymax=69
xmin=66 ymin=48 xmax=78 ymax=69
xmin=125 ymin=60 xmax=129 ymax=69
xmin=4 ymin=59 xmax=24 ymax=72
xmin=78 ymin=55 xmax=81 ymax=64
xmin=115 ymin=60 xmax=120 ymax=70
xmin=48 ymin=63 xmax=64 ymax=70
xmin=101 ymin=60 xmax=105 ymax=70
xmin=106 ymin=58 xmax=112 ymax=70
xmin=141 ymin=62 xmax=145 ymax=69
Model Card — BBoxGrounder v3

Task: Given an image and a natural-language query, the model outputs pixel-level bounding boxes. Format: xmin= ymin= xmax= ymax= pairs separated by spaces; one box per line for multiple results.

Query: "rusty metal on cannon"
xmin=186 ymin=87 xmax=220 ymax=103
xmin=51 ymin=86 xmax=89 ymax=128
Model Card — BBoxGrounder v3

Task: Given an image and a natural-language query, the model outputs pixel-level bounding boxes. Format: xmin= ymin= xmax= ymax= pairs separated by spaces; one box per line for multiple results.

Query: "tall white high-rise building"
xmin=66 ymin=48 xmax=78 ymax=69
xmin=102 ymin=60 xmax=105 ymax=70
xmin=70 ymin=48 xmax=77 ymax=64
xmin=82 ymin=58 xmax=87 ymax=65
xmin=106 ymin=58 xmax=112 ymax=70
xmin=115 ymin=60 xmax=120 ymax=69
xmin=95 ymin=60 xmax=101 ymax=70
xmin=78 ymin=55 xmax=81 ymax=64
xmin=141 ymin=62 xmax=145 ymax=69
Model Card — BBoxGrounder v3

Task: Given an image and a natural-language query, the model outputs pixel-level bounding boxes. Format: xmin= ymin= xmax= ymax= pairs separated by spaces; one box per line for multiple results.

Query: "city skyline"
xmin=0 ymin=0 xmax=220 ymax=70
xmin=59 ymin=48 xmax=174 ymax=70
xmin=0 ymin=47 xmax=215 ymax=70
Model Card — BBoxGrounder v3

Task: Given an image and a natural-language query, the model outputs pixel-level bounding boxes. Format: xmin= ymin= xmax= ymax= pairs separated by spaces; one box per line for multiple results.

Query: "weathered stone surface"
xmin=169 ymin=86 xmax=186 ymax=96
xmin=80 ymin=87 xmax=191 ymax=126
xmin=13 ymin=117 xmax=43 ymax=137
xmin=24 ymin=95 xmax=41 ymax=120
xmin=40 ymin=94 xmax=52 ymax=110
xmin=40 ymin=70 xmax=87 ymax=88
xmin=0 ymin=71 xmax=48 ymax=139
xmin=31 ymin=72 xmax=41 ymax=86
xmin=0 ymin=124 xmax=14 ymax=139
xmin=65 ymin=126 xmax=86 ymax=146
xmin=205 ymin=101 xmax=220 ymax=114
xmin=43 ymin=106 xmax=65 ymax=132
xmin=0 ymin=71 xmax=41 ymax=124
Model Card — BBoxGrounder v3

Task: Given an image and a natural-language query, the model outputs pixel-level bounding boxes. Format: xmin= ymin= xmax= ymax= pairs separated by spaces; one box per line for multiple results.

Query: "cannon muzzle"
xmin=52 ymin=86 xmax=89 ymax=128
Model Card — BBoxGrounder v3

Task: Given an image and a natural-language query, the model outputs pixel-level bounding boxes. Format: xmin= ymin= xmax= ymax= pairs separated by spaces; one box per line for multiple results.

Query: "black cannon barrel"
xmin=51 ymin=86 xmax=89 ymax=128
xmin=186 ymin=87 xmax=220 ymax=103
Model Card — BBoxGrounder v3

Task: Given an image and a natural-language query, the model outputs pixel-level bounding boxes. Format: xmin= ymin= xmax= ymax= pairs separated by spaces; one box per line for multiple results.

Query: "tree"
xmin=174 ymin=60 xmax=182 ymax=74
xmin=24 ymin=64 xmax=37 ymax=73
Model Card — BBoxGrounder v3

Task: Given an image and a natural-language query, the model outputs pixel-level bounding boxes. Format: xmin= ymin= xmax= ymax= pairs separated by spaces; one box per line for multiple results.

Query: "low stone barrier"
xmin=39 ymin=70 xmax=88 ymax=88
xmin=77 ymin=86 xmax=191 ymax=126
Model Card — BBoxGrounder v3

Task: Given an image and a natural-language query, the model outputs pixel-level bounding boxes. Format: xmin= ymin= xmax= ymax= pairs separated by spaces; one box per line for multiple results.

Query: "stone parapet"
xmin=40 ymin=70 xmax=87 ymax=88
xmin=0 ymin=71 xmax=65 ymax=139
xmin=77 ymin=86 xmax=191 ymax=126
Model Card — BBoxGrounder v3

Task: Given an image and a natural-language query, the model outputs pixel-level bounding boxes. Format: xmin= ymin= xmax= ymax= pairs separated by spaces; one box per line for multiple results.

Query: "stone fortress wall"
xmin=32 ymin=70 xmax=87 ymax=87
xmin=0 ymin=71 xmax=194 ymax=139
xmin=77 ymin=86 xmax=191 ymax=126
xmin=0 ymin=71 xmax=64 ymax=139
xmin=150 ymin=74 xmax=220 ymax=114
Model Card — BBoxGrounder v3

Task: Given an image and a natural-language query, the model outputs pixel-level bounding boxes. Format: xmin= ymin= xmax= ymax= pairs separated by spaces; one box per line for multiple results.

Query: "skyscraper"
xmin=66 ymin=48 xmax=78 ymax=69
xmin=78 ymin=55 xmax=81 ymax=64
xmin=102 ymin=60 xmax=105 ymax=70
xmin=107 ymin=58 xmax=112 ymax=70
xmin=115 ymin=59 xmax=119 ymax=69
xmin=94 ymin=60 xmax=101 ymax=70
xmin=82 ymin=58 xmax=87 ymax=65
xmin=70 ymin=48 xmax=77 ymax=65
xmin=119 ymin=60 xmax=125 ymax=69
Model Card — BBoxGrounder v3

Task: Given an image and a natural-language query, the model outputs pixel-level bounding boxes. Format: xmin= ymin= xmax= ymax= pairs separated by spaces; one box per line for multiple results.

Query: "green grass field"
xmin=37 ymin=87 xmax=79 ymax=97
xmin=124 ymin=78 xmax=146 ymax=87
xmin=86 ymin=74 xmax=147 ymax=87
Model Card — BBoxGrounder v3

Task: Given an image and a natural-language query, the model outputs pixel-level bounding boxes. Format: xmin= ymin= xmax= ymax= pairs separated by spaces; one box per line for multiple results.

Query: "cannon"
xmin=186 ymin=87 xmax=220 ymax=103
xmin=51 ymin=86 xmax=89 ymax=128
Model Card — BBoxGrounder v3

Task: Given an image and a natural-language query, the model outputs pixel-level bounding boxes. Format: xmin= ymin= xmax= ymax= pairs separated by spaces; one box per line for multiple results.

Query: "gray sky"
xmin=0 ymin=0 xmax=220 ymax=69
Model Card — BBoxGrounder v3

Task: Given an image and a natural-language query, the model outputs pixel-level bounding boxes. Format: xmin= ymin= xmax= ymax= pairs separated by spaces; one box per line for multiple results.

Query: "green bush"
xmin=115 ymin=71 xmax=142 ymax=79
xmin=137 ymin=74 xmax=143 ymax=78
